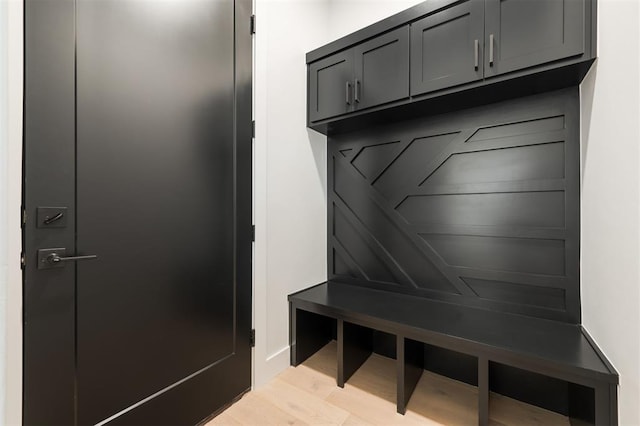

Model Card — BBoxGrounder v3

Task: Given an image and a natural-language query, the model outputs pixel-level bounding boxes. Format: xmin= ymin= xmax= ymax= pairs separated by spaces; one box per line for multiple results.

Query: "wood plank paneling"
xmin=328 ymin=88 xmax=580 ymax=322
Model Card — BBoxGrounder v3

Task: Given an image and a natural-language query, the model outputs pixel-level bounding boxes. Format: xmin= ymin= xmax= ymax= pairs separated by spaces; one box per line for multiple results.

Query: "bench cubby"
xmin=289 ymin=282 xmax=618 ymax=425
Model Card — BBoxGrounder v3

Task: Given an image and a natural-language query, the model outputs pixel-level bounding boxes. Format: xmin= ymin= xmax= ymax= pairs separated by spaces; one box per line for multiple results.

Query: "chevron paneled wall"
xmin=328 ymin=88 xmax=580 ymax=323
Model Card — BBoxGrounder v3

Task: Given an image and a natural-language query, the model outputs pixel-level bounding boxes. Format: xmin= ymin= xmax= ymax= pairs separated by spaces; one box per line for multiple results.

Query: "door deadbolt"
xmin=36 ymin=207 xmax=68 ymax=228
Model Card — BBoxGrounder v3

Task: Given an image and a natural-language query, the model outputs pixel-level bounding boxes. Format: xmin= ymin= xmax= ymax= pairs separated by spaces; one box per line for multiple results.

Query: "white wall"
xmin=581 ymin=0 xmax=640 ymax=425
xmin=253 ymin=0 xmax=330 ymax=386
xmin=0 ymin=1 xmax=7 ymax=421
xmin=327 ymin=0 xmax=424 ymax=40
xmin=1 ymin=0 xmax=24 ymax=424
xmin=252 ymin=0 xmax=427 ymax=388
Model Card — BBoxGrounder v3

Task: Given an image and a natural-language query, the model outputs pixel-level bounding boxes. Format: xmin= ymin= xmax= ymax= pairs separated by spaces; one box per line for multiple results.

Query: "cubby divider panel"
xmin=338 ymin=320 xmax=373 ymax=387
xmin=479 ymin=357 xmax=489 ymax=426
xmin=396 ymin=336 xmax=424 ymax=414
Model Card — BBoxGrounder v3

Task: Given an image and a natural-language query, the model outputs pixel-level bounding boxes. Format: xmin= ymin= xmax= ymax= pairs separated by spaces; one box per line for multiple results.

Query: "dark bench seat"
xmin=289 ymin=281 xmax=618 ymax=425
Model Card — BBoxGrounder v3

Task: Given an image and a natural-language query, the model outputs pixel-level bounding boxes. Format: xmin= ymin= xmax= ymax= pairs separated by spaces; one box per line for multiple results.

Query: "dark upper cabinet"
xmin=484 ymin=0 xmax=586 ymax=77
xmin=309 ymin=27 xmax=409 ymax=123
xmin=306 ymin=0 xmax=594 ymax=132
xmin=309 ymin=50 xmax=354 ymax=123
xmin=410 ymin=0 xmax=484 ymax=96
xmin=353 ymin=26 xmax=410 ymax=110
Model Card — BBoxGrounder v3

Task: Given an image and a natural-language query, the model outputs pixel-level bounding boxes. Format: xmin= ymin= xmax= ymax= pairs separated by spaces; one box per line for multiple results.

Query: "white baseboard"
xmin=254 ymin=345 xmax=290 ymax=388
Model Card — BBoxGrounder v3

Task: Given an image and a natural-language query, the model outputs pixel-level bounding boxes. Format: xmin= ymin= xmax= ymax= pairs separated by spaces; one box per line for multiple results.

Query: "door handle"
xmin=47 ymin=253 xmax=98 ymax=264
xmin=489 ymin=34 xmax=494 ymax=67
xmin=474 ymin=39 xmax=479 ymax=70
xmin=37 ymin=248 xmax=98 ymax=269
xmin=354 ymin=79 xmax=361 ymax=104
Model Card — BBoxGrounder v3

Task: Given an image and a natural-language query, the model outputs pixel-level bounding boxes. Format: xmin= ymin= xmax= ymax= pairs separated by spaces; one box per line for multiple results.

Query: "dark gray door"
xmin=484 ymin=0 xmax=586 ymax=77
xmin=353 ymin=26 xmax=410 ymax=111
xmin=309 ymin=50 xmax=354 ymax=122
xmin=410 ymin=0 xmax=484 ymax=97
xmin=23 ymin=0 xmax=252 ymax=425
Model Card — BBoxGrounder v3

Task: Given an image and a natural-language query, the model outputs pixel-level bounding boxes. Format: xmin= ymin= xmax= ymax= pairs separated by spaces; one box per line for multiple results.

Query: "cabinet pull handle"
xmin=474 ymin=39 xmax=479 ymax=70
xmin=489 ymin=34 xmax=494 ymax=67
xmin=345 ymin=81 xmax=352 ymax=105
xmin=354 ymin=79 xmax=361 ymax=103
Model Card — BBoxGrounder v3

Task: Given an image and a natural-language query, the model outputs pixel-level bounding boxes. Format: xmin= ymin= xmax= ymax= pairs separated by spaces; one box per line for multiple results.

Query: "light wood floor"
xmin=207 ymin=341 xmax=570 ymax=426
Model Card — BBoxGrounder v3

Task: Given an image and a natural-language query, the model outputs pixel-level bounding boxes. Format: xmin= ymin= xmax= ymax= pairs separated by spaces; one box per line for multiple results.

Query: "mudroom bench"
xmin=289 ymin=282 xmax=618 ymax=426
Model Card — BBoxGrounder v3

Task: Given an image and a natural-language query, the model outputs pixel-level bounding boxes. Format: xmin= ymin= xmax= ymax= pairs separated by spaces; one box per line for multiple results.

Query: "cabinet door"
xmin=353 ymin=26 xmax=410 ymax=110
xmin=410 ymin=0 xmax=484 ymax=97
xmin=485 ymin=0 xmax=586 ymax=77
xmin=309 ymin=50 xmax=354 ymax=122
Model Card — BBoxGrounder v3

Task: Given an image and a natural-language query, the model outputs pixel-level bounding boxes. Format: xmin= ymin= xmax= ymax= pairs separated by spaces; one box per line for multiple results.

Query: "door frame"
xmin=3 ymin=1 xmax=25 ymax=425
xmin=21 ymin=0 xmax=253 ymax=424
